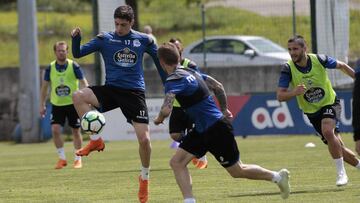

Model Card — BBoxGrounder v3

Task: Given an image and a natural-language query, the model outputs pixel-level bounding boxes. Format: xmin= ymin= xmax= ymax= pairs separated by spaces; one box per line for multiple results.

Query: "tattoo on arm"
xmin=159 ymin=93 xmax=175 ymax=118
xmin=205 ymin=76 xmax=228 ymax=112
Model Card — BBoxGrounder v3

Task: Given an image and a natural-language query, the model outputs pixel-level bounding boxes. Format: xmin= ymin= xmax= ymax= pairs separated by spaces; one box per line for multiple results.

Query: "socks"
xmin=271 ymin=171 xmax=281 ymax=183
xmin=184 ymin=198 xmax=196 ymax=203
xmin=141 ymin=166 xmax=150 ymax=180
xmin=90 ymin=134 xmax=101 ymax=140
xmin=57 ymin=147 xmax=66 ymax=160
xmin=74 ymin=153 xmax=82 ymax=161
xmin=334 ymin=157 xmax=346 ymax=175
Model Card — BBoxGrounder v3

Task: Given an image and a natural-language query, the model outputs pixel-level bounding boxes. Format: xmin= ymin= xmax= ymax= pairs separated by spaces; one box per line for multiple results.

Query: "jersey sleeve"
xmin=144 ymin=37 xmax=167 ymax=84
xmin=355 ymin=59 xmax=360 ymax=76
xmin=73 ymin=61 xmax=85 ymax=80
xmin=317 ymin=54 xmax=337 ymax=69
xmin=72 ymin=34 xmax=102 ymax=58
xmin=278 ymin=64 xmax=291 ymax=88
xmin=44 ymin=65 xmax=51 ymax=81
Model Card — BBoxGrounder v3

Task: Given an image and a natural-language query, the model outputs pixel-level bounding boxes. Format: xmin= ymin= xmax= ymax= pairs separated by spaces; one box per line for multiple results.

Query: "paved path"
xmin=207 ymin=0 xmax=360 ymax=16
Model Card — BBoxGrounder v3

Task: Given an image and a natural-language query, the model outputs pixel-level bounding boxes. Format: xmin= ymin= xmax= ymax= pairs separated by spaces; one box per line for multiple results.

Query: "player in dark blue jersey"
xmin=277 ymin=35 xmax=359 ymax=186
xmin=168 ymin=37 xmax=208 ymax=169
xmin=154 ymin=42 xmax=290 ymax=202
xmin=70 ymin=5 xmax=166 ymax=203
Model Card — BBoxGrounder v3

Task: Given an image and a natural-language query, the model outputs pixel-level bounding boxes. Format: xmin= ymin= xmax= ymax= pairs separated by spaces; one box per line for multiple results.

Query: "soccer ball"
xmin=81 ymin=110 xmax=106 ymax=134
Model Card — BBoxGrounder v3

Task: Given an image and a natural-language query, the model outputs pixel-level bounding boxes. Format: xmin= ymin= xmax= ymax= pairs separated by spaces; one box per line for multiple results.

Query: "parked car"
xmin=183 ymin=35 xmax=291 ymax=68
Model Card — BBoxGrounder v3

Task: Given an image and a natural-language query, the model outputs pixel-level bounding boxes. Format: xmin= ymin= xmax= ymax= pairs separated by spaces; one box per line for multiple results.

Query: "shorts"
xmin=179 ymin=118 xmax=240 ymax=168
xmin=90 ymin=85 xmax=149 ymax=124
xmin=306 ymin=99 xmax=341 ymax=144
xmin=169 ymin=106 xmax=194 ymax=134
xmin=51 ymin=104 xmax=80 ymax=128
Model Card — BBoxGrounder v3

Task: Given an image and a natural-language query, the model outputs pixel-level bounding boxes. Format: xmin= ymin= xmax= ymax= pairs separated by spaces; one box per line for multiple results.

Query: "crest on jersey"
xmin=113 ymin=48 xmax=138 ymax=67
xmin=133 ymin=39 xmax=141 ymax=47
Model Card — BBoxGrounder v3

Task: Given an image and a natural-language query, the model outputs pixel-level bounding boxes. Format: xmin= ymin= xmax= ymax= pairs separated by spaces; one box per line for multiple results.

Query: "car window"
xmin=247 ymin=38 xmax=286 ymax=53
xmin=190 ymin=39 xmax=247 ymax=54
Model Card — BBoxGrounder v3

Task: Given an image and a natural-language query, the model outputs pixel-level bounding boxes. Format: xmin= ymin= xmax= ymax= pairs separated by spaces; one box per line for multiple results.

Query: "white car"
xmin=183 ymin=35 xmax=291 ymax=68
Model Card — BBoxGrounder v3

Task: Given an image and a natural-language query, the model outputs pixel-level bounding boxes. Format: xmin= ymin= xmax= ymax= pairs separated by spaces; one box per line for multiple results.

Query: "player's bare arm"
xmin=154 ymin=93 xmax=175 ymax=125
xmin=205 ymin=76 xmax=228 ymax=111
xmin=277 ymin=85 xmax=306 ymax=102
xmin=80 ymin=78 xmax=89 ymax=89
xmin=336 ymin=61 xmax=355 ymax=79
xmin=39 ymin=80 xmax=50 ymax=117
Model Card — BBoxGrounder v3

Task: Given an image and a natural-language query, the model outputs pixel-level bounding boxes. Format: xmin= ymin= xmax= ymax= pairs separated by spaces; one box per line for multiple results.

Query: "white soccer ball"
xmin=81 ymin=110 xmax=106 ymax=134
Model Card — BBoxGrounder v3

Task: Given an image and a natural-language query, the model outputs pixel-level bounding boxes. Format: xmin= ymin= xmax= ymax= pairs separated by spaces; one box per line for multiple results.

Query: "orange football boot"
xmin=75 ymin=138 xmax=105 ymax=156
xmin=138 ymin=175 xmax=149 ymax=203
xmin=55 ymin=159 xmax=67 ymax=169
xmin=192 ymin=156 xmax=208 ymax=169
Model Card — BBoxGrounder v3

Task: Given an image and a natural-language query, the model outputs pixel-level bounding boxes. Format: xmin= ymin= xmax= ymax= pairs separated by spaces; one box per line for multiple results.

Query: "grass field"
xmin=1 ymin=134 xmax=359 ymax=202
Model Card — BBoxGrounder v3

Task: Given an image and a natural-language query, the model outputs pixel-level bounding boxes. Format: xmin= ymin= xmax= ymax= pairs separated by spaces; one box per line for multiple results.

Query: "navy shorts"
xmin=307 ymin=99 xmax=341 ymax=144
xmin=51 ymin=104 xmax=80 ymax=128
xmin=179 ymin=118 xmax=240 ymax=168
xmin=90 ymin=85 xmax=149 ymax=124
xmin=169 ymin=106 xmax=194 ymax=134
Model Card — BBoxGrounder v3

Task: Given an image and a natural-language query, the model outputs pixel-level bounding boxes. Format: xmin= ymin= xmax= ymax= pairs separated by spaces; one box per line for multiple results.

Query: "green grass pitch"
xmin=0 ymin=134 xmax=359 ymax=202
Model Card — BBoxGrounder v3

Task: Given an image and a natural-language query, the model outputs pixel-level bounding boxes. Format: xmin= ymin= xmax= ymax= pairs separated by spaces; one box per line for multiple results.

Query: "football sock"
xmin=334 ymin=157 xmax=346 ymax=175
xmin=141 ymin=166 xmax=150 ymax=180
xmin=57 ymin=147 xmax=66 ymax=160
xmin=184 ymin=198 xmax=196 ymax=203
xmin=74 ymin=152 xmax=81 ymax=161
xmin=271 ymin=171 xmax=281 ymax=183
xmin=90 ymin=134 xmax=101 ymax=141
xmin=355 ymin=160 xmax=360 ymax=169
xmin=198 ymin=155 xmax=207 ymax=162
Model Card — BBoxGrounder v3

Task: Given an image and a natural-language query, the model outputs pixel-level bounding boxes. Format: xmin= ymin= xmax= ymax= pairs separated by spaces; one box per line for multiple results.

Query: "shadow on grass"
xmin=229 ymin=187 xmax=345 ymax=198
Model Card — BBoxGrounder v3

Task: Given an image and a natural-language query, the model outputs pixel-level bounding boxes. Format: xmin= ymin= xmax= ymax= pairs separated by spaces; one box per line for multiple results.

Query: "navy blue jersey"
xmin=278 ymin=54 xmax=337 ymax=88
xmin=72 ymin=30 xmax=167 ymax=90
xmin=44 ymin=61 xmax=84 ymax=81
xmin=165 ymin=68 xmax=223 ymax=133
xmin=355 ymin=59 xmax=360 ymax=77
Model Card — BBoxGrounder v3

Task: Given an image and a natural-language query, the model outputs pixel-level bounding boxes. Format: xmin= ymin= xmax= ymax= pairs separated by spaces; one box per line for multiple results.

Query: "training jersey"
xmin=356 ymin=59 xmax=360 ymax=77
xmin=173 ymin=58 xmax=200 ymax=107
xmin=278 ymin=54 xmax=337 ymax=88
xmin=72 ymin=30 xmax=167 ymax=91
xmin=46 ymin=59 xmax=83 ymax=106
xmin=44 ymin=60 xmax=84 ymax=81
xmin=165 ymin=67 xmax=223 ymax=133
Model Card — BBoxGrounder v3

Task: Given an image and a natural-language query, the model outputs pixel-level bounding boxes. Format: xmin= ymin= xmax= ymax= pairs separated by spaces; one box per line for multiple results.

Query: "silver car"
xmin=183 ymin=35 xmax=291 ymax=68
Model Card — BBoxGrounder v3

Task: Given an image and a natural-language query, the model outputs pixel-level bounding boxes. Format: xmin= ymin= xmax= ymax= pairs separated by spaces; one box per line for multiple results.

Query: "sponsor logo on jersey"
xmin=303 ymin=87 xmax=325 ymax=103
xmin=55 ymin=85 xmax=71 ymax=96
xmin=113 ymin=48 xmax=138 ymax=67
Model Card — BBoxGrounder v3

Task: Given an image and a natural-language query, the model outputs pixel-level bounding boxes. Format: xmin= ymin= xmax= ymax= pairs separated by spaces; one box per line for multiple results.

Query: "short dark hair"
xmin=113 ymin=5 xmax=134 ymax=22
xmin=53 ymin=41 xmax=68 ymax=51
xmin=169 ymin=37 xmax=182 ymax=44
xmin=288 ymin=35 xmax=307 ymax=47
xmin=158 ymin=42 xmax=180 ymax=66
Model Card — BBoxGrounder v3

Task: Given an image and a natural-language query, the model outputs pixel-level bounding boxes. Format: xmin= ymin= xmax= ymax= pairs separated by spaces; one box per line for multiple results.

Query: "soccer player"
xmin=168 ymin=37 xmax=208 ymax=169
xmin=155 ymin=42 xmax=290 ymax=202
xmin=71 ymin=5 xmax=166 ymax=203
xmin=40 ymin=41 xmax=89 ymax=169
xmin=277 ymin=35 xmax=360 ymax=186
xmin=353 ymin=59 xmax=360 ymax=155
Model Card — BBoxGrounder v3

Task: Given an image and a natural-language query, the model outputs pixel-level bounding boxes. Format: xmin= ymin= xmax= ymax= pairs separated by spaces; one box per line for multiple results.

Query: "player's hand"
xmin=71 ymin=27 xmax=81 ymax=37
xmin=39 ymin=106 xmax=46 ymax=118
xmin=223 ymin=109 xmax=233 ymax=120
xmin=153 ymin=116 xmax=163 ymax=125
xmin=293 ymin=84 xmax=306 ymax=96
xmin=356 ymin=140 xmax=360 ymax=155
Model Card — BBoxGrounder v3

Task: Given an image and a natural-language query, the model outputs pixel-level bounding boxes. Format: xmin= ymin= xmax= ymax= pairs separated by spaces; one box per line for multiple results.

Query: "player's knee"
xmin=137 ymin=135 xmax=150 ymax=146
xmin=169 ymin=157 xmax=182 ymax=170
xmin=72 ymin=90 xmax=83 ymax=104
